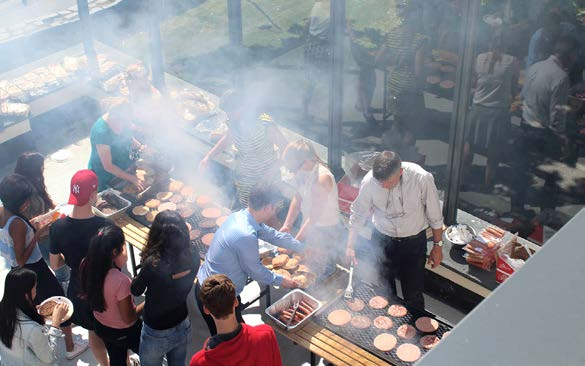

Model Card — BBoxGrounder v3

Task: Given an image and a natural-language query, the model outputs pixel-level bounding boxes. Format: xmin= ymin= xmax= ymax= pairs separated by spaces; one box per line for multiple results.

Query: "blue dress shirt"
xmin=197 ymin=209 xmax=305 ymax=295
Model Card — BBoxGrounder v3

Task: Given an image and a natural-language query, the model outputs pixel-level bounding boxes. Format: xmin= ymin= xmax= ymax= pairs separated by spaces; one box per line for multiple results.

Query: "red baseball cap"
xmin=68 ymin=170 xmax=98 ymax=206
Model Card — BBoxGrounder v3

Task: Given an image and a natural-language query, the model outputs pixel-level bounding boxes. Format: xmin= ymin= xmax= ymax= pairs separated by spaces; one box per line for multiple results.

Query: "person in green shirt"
xmin=88 ymin=99 xmax=145 ymax=191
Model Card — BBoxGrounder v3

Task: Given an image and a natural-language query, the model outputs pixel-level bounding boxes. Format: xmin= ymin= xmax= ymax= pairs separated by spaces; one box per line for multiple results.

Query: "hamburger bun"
xmin=145 ymin=199 xmax=161 ymax=209
xmin=156 ymin=192 xmax=173 ymax=201
xmin=272 ymin=254 xmax=289 ymax=268
xmin=169 ymin=180 xmax=184 ymax=192
xmin=132 ymin=205 xmax=149 ymax=216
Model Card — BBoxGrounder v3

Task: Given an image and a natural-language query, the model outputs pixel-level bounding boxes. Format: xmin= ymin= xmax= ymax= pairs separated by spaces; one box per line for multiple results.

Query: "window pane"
xmin=458 ymin=0 xmax=585 ymax=243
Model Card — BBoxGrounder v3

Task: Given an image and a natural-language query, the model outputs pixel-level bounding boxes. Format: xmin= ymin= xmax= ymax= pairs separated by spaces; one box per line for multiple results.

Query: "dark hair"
xmin=248 ymin=184 xmax=280 ymax=211
xmin=81 ymin=225 xmax=125 ymax=312
xmin=199 ymin=274 xmax=236 ymax=319
xmin=14 ymin=152 xmax=55 ymax=211
xmin=372 ymin=151 xmax=402 ymax=181
xmin=0 ymin=268 xmax=44 ymax=348
xmin=0 ymin=174 xmax=37 ymax=232
xmin=554 ymin=36 xmax=579 ymax=62
xmin=141 ymin=210 xmax=191 ymax=266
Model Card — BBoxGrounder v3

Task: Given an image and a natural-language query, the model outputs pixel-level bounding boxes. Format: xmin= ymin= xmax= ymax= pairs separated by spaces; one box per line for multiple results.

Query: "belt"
xmin=387 ymin=229 xmax=426 ymax=242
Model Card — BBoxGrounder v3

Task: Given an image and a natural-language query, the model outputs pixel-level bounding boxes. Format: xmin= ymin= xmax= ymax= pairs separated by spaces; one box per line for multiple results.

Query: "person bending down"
xmin=190 ymin=274 xmax=283 ymax=366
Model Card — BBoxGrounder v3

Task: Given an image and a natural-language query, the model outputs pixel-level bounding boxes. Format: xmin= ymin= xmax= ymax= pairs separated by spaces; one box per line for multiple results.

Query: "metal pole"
xmin=76 ymin=0 xmax=98 ymax=79
xmin=148 ymin=0 xmax=165 ymax=90
xmin=443 ymin=0 xmax=480 ymax=224
xmin=328 ymin=0 xmax=345 ymax=176
xmin=227 ymin=0 xmax=243 ymax=46
xmin=227 ymin=0 xmax=243 ymax=88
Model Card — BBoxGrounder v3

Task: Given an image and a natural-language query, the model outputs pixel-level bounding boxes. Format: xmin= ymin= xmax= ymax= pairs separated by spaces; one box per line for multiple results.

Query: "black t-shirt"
xmin=49 ymin=216 xmax=110 ymax=290
xmin=131 ymin=247 xmax=199 ymax=330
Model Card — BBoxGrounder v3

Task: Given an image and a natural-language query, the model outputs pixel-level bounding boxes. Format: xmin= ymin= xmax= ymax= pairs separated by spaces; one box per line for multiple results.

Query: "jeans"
xmin=139 ymin=317 xmax=191 ymax=366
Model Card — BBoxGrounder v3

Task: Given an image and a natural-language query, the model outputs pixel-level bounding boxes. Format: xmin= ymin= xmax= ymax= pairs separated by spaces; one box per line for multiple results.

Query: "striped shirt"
xmin=197 ymin=209 xmax=305 ymax=295
xmin=385 ymin=29 xmax=428 ymax=96
xmin=230 ymin=113 xmax=280 ymax=207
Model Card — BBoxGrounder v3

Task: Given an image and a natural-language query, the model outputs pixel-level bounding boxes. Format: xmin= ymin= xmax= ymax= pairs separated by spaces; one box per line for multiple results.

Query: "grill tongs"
xmin=344 ymin=263 xmax=354 ymax=299
xmin=285 ymin=300 xmax=300 ymax=330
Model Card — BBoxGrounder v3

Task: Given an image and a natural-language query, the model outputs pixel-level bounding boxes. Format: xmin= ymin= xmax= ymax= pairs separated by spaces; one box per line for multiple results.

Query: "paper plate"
xmin=39 ymin=296 xmax=74 ymax=324
xmin=51 ymin=149 xmax=71 ymax=162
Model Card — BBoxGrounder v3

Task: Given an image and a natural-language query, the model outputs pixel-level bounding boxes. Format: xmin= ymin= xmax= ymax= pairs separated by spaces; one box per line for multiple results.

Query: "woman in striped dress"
xmin=199 ymin=90 xmax=287 ymax=208
xmin=376 ymin=1 xmax=428 ymax=140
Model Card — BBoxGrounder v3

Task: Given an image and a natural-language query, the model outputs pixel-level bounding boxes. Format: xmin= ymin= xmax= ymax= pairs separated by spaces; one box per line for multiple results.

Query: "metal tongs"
xmin=344 ymin=263 xmax=354 ymax=299
xmin=285 ymin=299 xmax=300 ymax=330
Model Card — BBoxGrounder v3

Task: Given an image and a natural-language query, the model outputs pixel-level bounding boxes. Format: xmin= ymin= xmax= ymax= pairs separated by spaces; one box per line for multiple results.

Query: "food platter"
xmin=38 ymin=296 xmax=74 ymax=325
xmin=444 ymin=224 xmax=476 ymax=246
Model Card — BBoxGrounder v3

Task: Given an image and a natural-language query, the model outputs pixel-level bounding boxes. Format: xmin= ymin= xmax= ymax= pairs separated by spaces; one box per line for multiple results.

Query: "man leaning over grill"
xmin=345 ymin=151 xmax=444 ymax=311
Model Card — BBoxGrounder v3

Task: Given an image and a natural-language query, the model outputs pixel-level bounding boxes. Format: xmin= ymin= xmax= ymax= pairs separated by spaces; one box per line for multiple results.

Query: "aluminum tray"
xmin=265 ymin=289 xmax=322 ymax=331
xmin=93 ymin=189 xmax=131 ymax=220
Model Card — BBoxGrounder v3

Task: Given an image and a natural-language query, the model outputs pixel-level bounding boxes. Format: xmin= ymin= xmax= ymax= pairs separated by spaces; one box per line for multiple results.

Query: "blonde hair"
xmin=282 ymin=139 xmax=326 ymax=170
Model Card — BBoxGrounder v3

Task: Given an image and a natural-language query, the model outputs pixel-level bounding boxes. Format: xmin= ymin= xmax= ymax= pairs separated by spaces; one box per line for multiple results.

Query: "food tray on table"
xmin=313 ymin=282 xmax=452 ymax=365
xmin=265 ymin=289 xmax=322 ymax=331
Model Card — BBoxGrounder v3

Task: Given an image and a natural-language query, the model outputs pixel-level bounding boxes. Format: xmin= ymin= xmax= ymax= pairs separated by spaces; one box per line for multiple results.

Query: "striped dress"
xmin=385 ymin=28 xmax=428 ymax=100
xmin=230 ymin=113 xmax=280 ymax=207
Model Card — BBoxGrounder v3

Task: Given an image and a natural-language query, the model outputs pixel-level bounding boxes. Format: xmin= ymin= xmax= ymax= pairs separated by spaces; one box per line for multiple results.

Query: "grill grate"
xmin=313 ymin=282 xmax=452 ymax=366
xmin=127 ymin=188 xmax=231 ymax=261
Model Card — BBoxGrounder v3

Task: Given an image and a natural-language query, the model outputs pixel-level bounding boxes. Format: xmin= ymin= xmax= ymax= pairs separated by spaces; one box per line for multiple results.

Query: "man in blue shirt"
xmin=196 ymin=184 xmax=305 ymax=335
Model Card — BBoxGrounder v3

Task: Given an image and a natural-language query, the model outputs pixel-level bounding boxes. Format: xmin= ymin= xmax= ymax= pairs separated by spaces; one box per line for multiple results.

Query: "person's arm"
xmin=295 ymin=173 xmax=334 ymax=241
xmin=9 ymin=219 xmax=47 ymax=267
xmin=266 ymin=124 xmax=288 ymax=156
xmin=48 ymin=226 xmax=66 ymax=270
xmin=550 ymin=76 xmax=570 ymax=135
xmin=199 ymin=131 xmax=232 ymax=170
xmin=421 ymin=172 xmax=444 ymax=268
xmin=414 ymin=39 xmax=428 ymax=89
xmin=28 ymin=304 xmax=68 ymax=364
xmin=280 ymin=193 xmax=302 ymax=233
xmin=96 ymin=144 xmax=142 ymax=189
xmin=345 ymin=176 xmax=374 ymax=264
xmin=257 ymin=224 xmax=305 ymax=253
xmin=130 ymin=262 xmax=150 ymax=296
xmin=236 ymin=236 xmax=286 ymax=287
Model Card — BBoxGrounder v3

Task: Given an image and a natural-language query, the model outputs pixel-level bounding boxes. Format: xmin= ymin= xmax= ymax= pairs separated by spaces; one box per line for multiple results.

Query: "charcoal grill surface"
xmin=313 ymin=282 xmax=452 ymax=366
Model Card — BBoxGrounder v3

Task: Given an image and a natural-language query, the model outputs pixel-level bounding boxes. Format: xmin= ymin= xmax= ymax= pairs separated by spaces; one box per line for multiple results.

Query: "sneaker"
xmin=66 ymin=339 xmax=89 ymax=360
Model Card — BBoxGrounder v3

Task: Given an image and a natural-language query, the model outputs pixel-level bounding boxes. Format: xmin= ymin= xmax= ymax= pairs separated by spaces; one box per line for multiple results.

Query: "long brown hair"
xmin=282 ymin=139 xmax=327 ymax=172
xmin=14 ymin=152 xmax=55 ymax=210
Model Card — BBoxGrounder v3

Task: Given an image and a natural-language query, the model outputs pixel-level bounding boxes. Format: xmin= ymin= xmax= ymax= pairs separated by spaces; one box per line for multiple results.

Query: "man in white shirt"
xmin=346 ymin=151 xmax=444 ymax=310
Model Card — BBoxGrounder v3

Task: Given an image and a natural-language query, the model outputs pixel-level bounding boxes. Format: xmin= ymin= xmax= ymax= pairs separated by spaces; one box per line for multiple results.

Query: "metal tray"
xmin=93 ymin=189 xmax=131 ymax=220
xmin=265 ymin=289 xmax=322 ymax=331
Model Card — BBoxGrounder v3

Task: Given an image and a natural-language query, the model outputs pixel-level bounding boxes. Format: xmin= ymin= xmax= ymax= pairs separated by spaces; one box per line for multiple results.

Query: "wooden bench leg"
xmin=310 ymin=351 xmax=317 ymax=366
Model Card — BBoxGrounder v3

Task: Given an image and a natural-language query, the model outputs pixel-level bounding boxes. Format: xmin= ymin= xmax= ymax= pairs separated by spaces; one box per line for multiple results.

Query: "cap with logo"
xmin=68 ymin=170 xmax=99 ymax=206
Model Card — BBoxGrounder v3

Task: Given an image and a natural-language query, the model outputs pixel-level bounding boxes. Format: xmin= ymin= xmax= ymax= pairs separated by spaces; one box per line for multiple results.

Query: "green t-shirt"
xmin=88 ymin=118 xmax=133 ymax=190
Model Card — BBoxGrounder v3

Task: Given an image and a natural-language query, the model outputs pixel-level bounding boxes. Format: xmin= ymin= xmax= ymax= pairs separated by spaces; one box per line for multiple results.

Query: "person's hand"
xmin=130 ymin=176 xmax=145 ymax=192
xmin=33 ymin=221 xmax=51 ymax=237
xmin=199 ymin=157 xmax=210 ymax=171
xmin=427 ymin=245 xmax=443 ymax=269
xmin=277 ymin=247 xmax=292 ymax=255
xmin=280 ymin=276 xmax=299 ymax=289
xmin=51 ymin=303 xmax=69 ymax=327
xmin=279 ymin=225 xmax=291 ymax=233
xmin=345 ymin=247 xmax=357 ymax=266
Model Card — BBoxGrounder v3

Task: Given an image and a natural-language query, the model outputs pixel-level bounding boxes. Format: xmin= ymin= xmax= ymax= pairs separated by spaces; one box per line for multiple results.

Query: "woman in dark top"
xmin=14 ymin=152 xmax=55 ymax=219
xmin=131 ymin=210 xmax=199 ymax=366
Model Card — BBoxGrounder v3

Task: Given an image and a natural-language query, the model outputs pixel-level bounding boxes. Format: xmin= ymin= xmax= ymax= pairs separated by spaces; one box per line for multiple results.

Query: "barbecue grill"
xmin=313 ymin=282 xmax=453 ymax=366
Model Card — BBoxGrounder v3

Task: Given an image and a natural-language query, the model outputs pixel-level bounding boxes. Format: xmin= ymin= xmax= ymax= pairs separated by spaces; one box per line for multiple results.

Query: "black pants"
xmin=373 ymin=229 xmax=427 ymax=311
xmin=94 ymin=319 xmax=142 ymax=366
xmin=16 ymin=259 xmax=72 ymax=327
xmin=511 ymin=125 xmax=563 ymax=212
xmin=195 ymin=282 xmax=244 ymax=336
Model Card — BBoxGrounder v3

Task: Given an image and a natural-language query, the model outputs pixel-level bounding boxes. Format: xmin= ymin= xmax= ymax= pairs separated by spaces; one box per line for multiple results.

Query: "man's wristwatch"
xmin=433 ymin=240 xmax=443 ymax=247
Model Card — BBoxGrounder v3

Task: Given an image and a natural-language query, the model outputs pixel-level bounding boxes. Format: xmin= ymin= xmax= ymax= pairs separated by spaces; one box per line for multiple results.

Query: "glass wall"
xmin=457 ymin=0 xmax=585 ymax=243
xmin=342 ymin=0 xmax=465 ymax=198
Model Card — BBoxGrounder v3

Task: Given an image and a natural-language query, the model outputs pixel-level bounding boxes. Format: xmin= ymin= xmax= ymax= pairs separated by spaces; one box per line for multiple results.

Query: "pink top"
xmin=93 ymin=268 xmax=136 ymax=329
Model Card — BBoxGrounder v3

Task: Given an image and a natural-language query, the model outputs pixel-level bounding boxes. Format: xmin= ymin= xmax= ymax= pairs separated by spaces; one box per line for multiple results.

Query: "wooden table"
xmin=269 ymin=319 xmax=391 ymax=366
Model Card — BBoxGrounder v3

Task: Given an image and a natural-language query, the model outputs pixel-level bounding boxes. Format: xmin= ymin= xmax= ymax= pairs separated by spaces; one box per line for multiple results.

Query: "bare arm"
xmin=49 ymin=253 xmax=65 ymax=271
xmin=96 ymin=144 xmax=137 ymax=184
xmin=267 ymin=124 xmax=288 ymax=156
xmin=281 ymin=193 xmax=302 ymax=232
xmin=295 ymin=173 xmax=334 ymax=241
xmin=117 ymin=295 xmax=143 ymax=325
xmin=205 ymin=131 xmax=232 ymax=160
xmin=9 ymin=219 xmax=44 ymax=267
